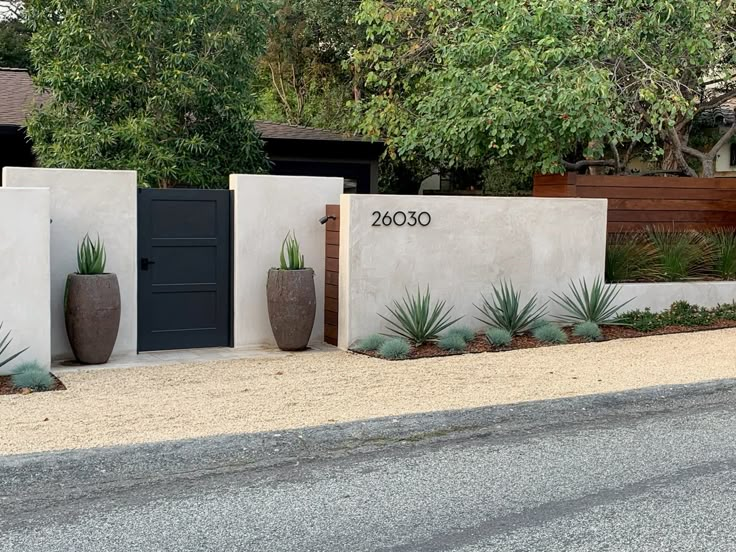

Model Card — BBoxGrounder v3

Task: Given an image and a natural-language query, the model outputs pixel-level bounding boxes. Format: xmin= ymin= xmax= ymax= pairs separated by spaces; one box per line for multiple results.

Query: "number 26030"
xmin=371 ymin=210 xmax=431 ymax=227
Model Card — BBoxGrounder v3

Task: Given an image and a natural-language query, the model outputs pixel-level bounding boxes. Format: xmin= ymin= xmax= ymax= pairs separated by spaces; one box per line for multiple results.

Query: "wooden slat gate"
xmin=324 ymin=205 xmax=340 ymax=346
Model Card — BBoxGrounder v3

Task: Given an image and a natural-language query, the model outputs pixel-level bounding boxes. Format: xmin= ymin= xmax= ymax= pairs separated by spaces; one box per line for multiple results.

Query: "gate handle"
xmin=141 ymin=258 xmax=156 ymax=271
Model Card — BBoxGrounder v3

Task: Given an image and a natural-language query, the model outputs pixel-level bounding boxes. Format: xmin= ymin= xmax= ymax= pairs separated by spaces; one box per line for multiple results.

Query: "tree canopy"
xmin=25 ymin=0 xmax=269 ymax=188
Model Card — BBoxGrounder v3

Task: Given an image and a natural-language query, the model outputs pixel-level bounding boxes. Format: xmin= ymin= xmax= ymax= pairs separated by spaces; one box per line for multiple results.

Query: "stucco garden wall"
xmin=230 ymin=174 xmax=343 ymax=348
xmin=338 ymin=195 xmax=608 ymax=349
xmin=0 ymin=188 xmax=50 ymax=374
xmin=615 ymin=282 xmax=736 ymax=312
xmin=3 ymin=168 xmax=137 ymax=359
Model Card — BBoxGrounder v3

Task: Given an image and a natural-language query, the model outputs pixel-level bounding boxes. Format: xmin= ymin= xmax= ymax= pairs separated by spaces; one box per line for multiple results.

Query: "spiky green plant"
xmin=279 ymin=231 xmax=305 ymax=270
xmin=378 ymin=338 xmax=411 ymax=360
xmin=705 ymin=228 xmax=736 ymax=280
xmin=474 ymin=281 xmax=547 ymax=335
xmin=533 ymin=323 xmax=568 ymax=344
xmin=353 ymin=334 xmax=387 ymax=352
xmin=551 ymin=278 xmax=633 ymax=325
xmin=379 ymin=287 xmax=461 ymax=345
xmin=486 ymin=327 xmax=512 ymax=347
xmin=646 ymin=226 xmax=713 ymax=281
xmin=446 ymin=325 xmax=476 ymax=344
xmin=573 ymin=321 xmax=603 ymax=342
xmin=0 ymin=322 xmax=28 ymax=369
xmin=11 ymin=361 xmax=54 ymax=391
xmin=438 ymin=334 xmax=467 ymax=352
xmin=605 ymin=232 xmax=662 ymax=282
xmin=77 ymin=234 xmax=107 ymax=275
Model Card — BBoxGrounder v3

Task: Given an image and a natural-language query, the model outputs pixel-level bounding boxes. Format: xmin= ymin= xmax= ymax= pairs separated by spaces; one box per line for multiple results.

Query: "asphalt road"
xmin=3 ymin=383 xmax=736 ymax=551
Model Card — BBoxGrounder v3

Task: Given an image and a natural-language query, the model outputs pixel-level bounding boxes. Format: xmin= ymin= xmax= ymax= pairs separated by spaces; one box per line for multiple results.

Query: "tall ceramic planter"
xmin=65 ymin=273 xmax=121 ymax=364
xmin=266 ymin=268 xmax=316 ymax=351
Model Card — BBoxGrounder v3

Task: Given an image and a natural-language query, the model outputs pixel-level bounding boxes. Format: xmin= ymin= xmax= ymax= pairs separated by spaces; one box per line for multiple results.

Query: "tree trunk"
xmin=701 ymin=158 xmax=715 ymax=178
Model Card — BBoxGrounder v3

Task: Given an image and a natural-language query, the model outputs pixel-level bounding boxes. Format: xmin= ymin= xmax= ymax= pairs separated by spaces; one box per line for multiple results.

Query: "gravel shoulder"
xmin=1 ymin=329 xmax=735 ymax=455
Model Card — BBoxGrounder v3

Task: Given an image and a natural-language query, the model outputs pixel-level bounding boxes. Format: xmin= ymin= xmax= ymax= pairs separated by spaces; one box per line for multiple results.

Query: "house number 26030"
xmin=371 ymin=210 xmax=431 ymax=227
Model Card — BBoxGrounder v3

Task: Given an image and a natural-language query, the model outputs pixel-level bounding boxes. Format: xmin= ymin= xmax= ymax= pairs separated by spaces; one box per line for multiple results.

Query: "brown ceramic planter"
xmin=65 ymin=273 xmax=121 ymax=364
xmin=266 ymin=268 xmax=316 ymax=351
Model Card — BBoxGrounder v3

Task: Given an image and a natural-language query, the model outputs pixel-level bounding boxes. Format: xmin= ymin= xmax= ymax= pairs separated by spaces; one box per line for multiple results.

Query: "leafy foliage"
xmin=380 ymin=287 xmax=461 ymax=345
xmin=552 ymin=278 xmax=632 ymax=325
xmin=377 ymin=338 xmax=410 ymax=360
xmin=438 ymin=334 xmax=467 ymax=353
xmin=279 ymin=231 xmax=305 ymax=270
xmin=619 ymin=301 xmax=731 ymax=332
xmin=705 ymin=228 xmax=736 ymax=280
xmin=647 ymin=227 xmax=714 ymax=281
xmin=24 ymin=0 xmax=269 ymax=188
xmin=573 ymin=321 xmax=603 ymax=342
xmin=77 ymin=234 xmax=106 ymax=275
xmin=11 ymin=361 xmax=53 ymax=391
xmin=485 ymin=328 xmax=512 ymax=348
xmin=354 ymin=334 xmax=387 ymax=352
xmin=532 ymin=323 xmax=568 ymax=345
xmin=0 ymin=322 xmax=28 ymax=369
xmin=446 ymin=326 xmax=475 ymax=344
xmin=475 ymin=281 xmax=547 ymax=336
xmin=605 ymin=233 xmax=661 ymax=283
xmin=0 ymin=18 xmax=31 ymax=68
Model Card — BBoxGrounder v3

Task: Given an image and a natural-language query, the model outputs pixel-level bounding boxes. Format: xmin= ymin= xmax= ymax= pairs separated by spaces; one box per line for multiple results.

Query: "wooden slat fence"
xmin=533 ymin=173 xmax=736 ymax=231
xmin=324 ymin=204 xmax=340 ymax=346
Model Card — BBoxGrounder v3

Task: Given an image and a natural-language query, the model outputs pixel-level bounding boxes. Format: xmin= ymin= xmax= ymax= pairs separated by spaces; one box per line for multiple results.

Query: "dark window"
xmin=731 ymin=143 xmax=736 ymax=167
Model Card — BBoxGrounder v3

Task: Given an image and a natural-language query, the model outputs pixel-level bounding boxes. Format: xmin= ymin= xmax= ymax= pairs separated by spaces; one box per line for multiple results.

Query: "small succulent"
xmin=486 ymin=327 xmax=513 ymax=347
xmin=279 ymin=231 xmax=305 ymax=270
xmin=438 ymin=334 xmax=467 ymax=352
xmin=354 ymin=334 xmax=387 ymax=352
xmin=573 ymin=321 xmax=603 ymax=342
xmin=77 ymin=234 xmax=107 ymax=275
xmin=0 ymin=322 xmax=28 ymax=369
xmin=475 ymin=280 xmax=547 ymax=335
xmin=378 ymin=338 xmax=411 ymax=360
xmin=445 ymin=325 xmax=476 ymax=343
xmin=11 ymin=361 xmax=54 ymax=392
xmin=379 ymin=286 xmax=461 ymax=345
xmin=532 ymin=323 xmax=568 ymax=344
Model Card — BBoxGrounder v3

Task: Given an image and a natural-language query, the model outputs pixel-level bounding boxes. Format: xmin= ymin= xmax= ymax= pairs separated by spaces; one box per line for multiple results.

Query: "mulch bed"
xmin=354 ymin=319 xmax=736 ymax=360
xmin=0 ymin=373 xmax=66 ymax=396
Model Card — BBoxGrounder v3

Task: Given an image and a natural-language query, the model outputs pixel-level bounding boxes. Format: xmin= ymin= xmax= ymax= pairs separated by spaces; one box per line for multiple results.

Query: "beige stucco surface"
xmin=0 ymin=187 xmax=50 ymax=374
xmin=616 ymin=281 xmax=736 ymax=312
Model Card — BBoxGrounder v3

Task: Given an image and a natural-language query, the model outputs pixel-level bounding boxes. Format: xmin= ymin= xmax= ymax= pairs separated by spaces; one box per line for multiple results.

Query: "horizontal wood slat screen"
xmin=324 ymin=204 xmax=340 ymax=346
xmin=533 ymin=173 xmax=736 ymax=231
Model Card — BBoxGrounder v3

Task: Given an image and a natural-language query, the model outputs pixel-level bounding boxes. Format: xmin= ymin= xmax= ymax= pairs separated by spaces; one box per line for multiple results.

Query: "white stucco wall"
xmin=3 ymin=168 xmax=137 ymax=359
xmin=230 ymin=174 xmax=343 ymax=348
xmin=338 ymin=195 xmax=608 ymax=349
xmin=615 ymin=282 xmax=736 ymax=313
xmin=0 ymin=188 xmax=51 ymax=374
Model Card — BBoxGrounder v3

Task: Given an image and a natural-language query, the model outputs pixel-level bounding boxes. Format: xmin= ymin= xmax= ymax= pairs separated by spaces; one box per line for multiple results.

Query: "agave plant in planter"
xmin=65 ymin=234 xmax=120 ymax=364
xmin=267 ymin=232 xmax=316 ymax=351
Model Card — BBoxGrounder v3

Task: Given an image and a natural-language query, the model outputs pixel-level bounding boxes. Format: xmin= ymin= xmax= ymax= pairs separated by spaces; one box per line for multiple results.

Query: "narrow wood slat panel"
xmin=326 ymin=231 xmax=340 ymax=246
xmin=609 ymin=221 xmax=726 ymax=232
xmin=533 ymin=174 xmax=569 ymax=186
xmin=325 ymin=324 xmax=338 ymax=343
xmin=578 ymin=186 xmax=736 ymax=200
xmin=326 ymin=204 xmax=340 ymax=216
xmin=533 ymin=186 xmax=575 ymax=197
xmin=326 ymin=257 xmax=339 ymax=273
xmin=324 ymin=310 xmax=338 ymax=326
xmin=576 ymin=175 xmax=736 ymax=189
xmin=326 ymin=244 xmax=339 ymax=259
xmin=326 ymin=272 xmax=339 ymax=286
xmin=608 ymin=210 xmax=736 ymax=224
xmin=325 ymin=297 xmax=338 ymax=312
xmin=608 ymin=199 xmax=736 ymax=211
xmin=325 ymin=205 xmax=340 ymax=232
xmin=325 ymin=284 xmax=338 ymax=299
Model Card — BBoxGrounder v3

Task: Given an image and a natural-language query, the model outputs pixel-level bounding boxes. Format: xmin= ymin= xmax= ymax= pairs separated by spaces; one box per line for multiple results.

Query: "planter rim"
xmin=70 ymin=272 xmax=117 ymax=276
xmin=268 ymin=267 xmax=314 ymax=272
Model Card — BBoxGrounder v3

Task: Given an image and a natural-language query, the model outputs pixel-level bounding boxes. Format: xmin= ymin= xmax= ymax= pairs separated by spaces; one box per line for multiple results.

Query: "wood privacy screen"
xmin=533 ymin=173 xmax=736 ymax=231
xmin=324 ymin=204 xmax=340 ymax=346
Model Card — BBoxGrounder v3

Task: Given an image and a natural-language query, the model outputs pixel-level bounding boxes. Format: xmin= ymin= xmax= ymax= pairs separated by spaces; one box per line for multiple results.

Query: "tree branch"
xmin=666 ymin=127 xmax=699 ymax=177
xmin=706 ymin=121 xmax=736 ymax=160
xmin=562 ymin=159 xmax=617 ymax=171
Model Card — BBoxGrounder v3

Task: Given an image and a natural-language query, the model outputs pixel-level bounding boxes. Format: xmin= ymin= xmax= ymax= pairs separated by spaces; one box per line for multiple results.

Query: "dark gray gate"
xmin=137 ymin=189 xmax=232 ymax=352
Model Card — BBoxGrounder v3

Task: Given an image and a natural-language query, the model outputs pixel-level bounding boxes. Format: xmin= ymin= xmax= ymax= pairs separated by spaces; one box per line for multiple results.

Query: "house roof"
xmin=0 ymin=68 xmax=382 ymax=145
xmin=695 ymin=98 xmax=736 ymax=128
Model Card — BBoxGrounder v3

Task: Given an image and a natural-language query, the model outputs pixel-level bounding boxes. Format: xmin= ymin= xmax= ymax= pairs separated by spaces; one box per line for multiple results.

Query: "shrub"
xmin=714 ymin=302 xmax=736 ymax=321
xmin=438 ymin=334 xmax=467 ymax=352
xmin=573 ymin=321 xmax=602 ymax=341
xmin=380 ymin=287 xmax=461 ymax=345
xmin=618 ymin=308 xmax=667 ymax=332
xmin=279 ymin=231 xmax=305 ymax=270
xmin=486 ymin=328 xmax=513 ymax=347
xmin=647 ymin=226 xmax=713 ymax=281
xmin=0 ymin=322 xmax=28 ymax=369
xmin=354 ymin=334 xmax=387 ymax=352
xmin=11 ymin=361 xmax=54 ymax=391
xmin=705 ymin=228 xmax=736 ymax=280
xmin=77 ymin=234 xmax=107 ymax=275
xmin=377 ymin=338 xmax=411 ymax=360
xmin=605 ymin=233 xmax=662 ymax=283
xmin=662 ymin=301 xmax=715 ymax=327
xmin=551 ymin=278 xmax=633 ymax=325
xmin=533 ymin=323 xmax=568 ymax=344
xmin=620 ymin=301 xmax=719 ymax=332
xmin=475 ymin=281 xmax=547 ymax=335
xmin=446 ymin=325 xmax=476 ymax=343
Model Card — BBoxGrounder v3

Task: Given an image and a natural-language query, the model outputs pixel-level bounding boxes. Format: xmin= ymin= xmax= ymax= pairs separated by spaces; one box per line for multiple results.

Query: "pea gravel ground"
xmin=1 ymin=329 xmax=735 ymax=456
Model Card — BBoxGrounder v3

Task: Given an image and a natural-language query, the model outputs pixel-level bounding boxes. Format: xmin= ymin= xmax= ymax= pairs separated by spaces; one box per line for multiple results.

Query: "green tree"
xmin=25 ymin=0 xmax=269 ymax=188
xmin=0 ymin=19 xmax=30 ymax=69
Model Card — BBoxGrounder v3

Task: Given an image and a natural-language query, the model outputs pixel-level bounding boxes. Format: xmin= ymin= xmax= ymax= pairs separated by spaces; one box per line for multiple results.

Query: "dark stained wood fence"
xmin=533 ymin=173 xmax=736 ymax=231
xmin=324 ymin=204 xmax=340 ymax=346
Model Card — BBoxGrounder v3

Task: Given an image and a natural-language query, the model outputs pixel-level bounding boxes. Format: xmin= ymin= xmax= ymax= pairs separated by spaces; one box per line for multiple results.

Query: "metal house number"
xmin=371 ymin=210 xmax=431 ymax=227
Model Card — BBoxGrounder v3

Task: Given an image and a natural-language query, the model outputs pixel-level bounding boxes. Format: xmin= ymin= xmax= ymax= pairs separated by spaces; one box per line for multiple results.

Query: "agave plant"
xmin=705 ymin=227 xmax=736 ymax=280
xmin=77 ymin=234 xmax=107 ymax=275
xmin=279 ymin=231 xmax=305 ymax=270
xmin=474 ymin=281 xmax=547 ymax=335
xmin=0 ymin=322 xmax=28 ymax=369
xmin=605 ymin=232 xmax=662 ymax=282
xmin=551 ymin=278 xmax=633 ymax=325
xmin=379 ymin=287 xmax=461 ymax=345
